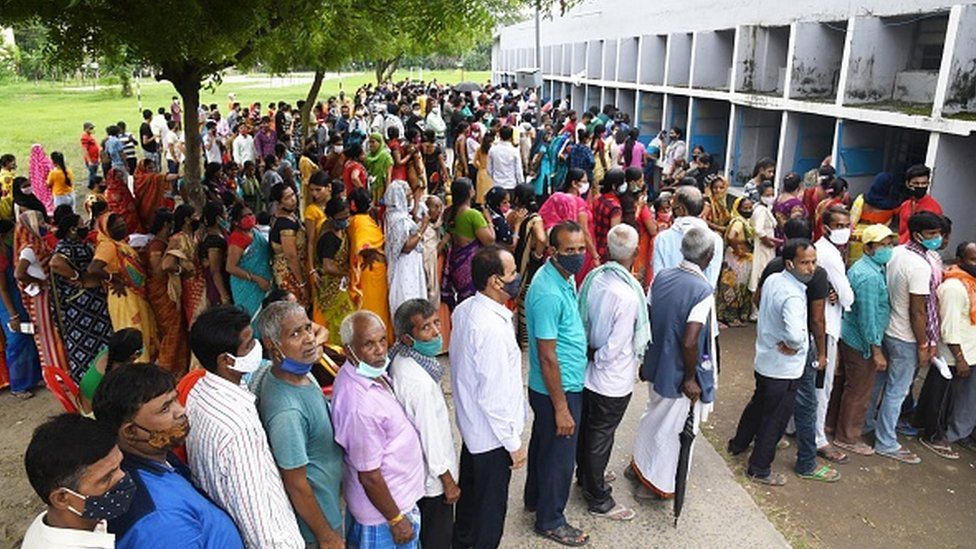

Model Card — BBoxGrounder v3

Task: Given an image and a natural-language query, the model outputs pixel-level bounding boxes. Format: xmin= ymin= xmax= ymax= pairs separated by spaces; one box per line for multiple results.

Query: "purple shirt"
xmin=254 ymin=129 xmax=277 ymax=159
xmin=331 ymin=363 xmax=425 ymax=525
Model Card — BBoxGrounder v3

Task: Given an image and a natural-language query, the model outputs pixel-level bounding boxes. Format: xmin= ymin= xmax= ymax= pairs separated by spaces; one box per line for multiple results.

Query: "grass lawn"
xmin=0 ymin=69 xmax=489 ymax=178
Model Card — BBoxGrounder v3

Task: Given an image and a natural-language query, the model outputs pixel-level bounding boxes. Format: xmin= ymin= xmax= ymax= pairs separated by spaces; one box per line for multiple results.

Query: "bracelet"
xmin=245 ymin=272 xmax=253 ymax=282
xmin=388 ymin=513 xmax=405 ymax=527
xmin=70 ymin=270 xmax=81 ymax=281
xmin=107 ymin=273 xmax=114 ymax=283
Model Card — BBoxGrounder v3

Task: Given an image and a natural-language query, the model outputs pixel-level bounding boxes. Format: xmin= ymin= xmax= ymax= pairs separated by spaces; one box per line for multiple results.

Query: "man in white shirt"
xmin=233 ymin=125 xmax=257 ymax=167
xmin=390 ymin=298 xmax=460 ymax=549
xmin=813 ymin=206 xmax=855 ymax=463
xmin=943 ymin=242 xmax=976 ymax=452
xmin=203 ymin=121 xmax=222 ymax=165
xmin=186 ymin=305 xmax=305 ymax=549
xmin=450 ymin=245 xmax=527 ymax=549
xmin=487 ymin=125 xmax=525 ymax=190
xmin=576 ymin=224 xmax=646 ymax=521
xmin=22 ymin=414 xmax=131 ymax=549
xmin=163 ymin=120 xmax=183 ymax=174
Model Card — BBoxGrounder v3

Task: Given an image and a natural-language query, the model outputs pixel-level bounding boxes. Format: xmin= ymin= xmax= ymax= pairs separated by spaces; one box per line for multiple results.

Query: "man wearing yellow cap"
xmin=826 ymin=224 xmax=896 ymax=456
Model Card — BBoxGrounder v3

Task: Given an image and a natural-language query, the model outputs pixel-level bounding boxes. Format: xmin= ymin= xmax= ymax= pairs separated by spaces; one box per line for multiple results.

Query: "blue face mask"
xmin=280 ymin=356 xmax=314 ymax=376
xmin=350 ymin=349 xmax=390 ymax=379
xmin=554 ymin=252 xmax=585 ymax=275
xmin=410 ymin=334 xmax=443 ymax=357
xmin=921 ymin=235 xmax=943 ymax=251
xmin=869 ymin=246 xmax=893 ymax=265
xmin=334 ymin=218 xmax=349 ymax=230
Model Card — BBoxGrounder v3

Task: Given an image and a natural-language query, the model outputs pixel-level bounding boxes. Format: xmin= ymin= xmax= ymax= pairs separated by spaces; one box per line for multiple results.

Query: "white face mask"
xmin=579 ymin=182 xmax=590 ymax=194
xmin=227 ymin=339 xmax=263 ymax=374
xmin=828 ymin=227 xmax=851 ymax=246
xmin=760 ymin=195 xmax=775 ymax=207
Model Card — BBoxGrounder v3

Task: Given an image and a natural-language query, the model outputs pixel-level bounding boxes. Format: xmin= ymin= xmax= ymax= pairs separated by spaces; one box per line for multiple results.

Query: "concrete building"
xmin=493 ymin=0 xmax=976 ymax=248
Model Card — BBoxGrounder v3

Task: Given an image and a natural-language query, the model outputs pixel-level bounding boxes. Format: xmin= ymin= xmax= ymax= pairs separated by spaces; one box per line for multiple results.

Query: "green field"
xmin=0 ymin=69 xmax=489 ymax=177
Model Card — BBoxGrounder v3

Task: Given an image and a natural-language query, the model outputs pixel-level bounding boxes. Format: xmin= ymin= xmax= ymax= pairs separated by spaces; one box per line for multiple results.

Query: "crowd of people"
xmin=4 ymin=76 xmax=974 ymax=549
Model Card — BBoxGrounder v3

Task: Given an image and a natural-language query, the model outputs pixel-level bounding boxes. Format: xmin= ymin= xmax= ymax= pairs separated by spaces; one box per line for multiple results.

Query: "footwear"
xmin=920 ymin=438 xmax=960 ymax=460
xmin=776 ymin=438 xmax=791 ymax=450
xmin=623 ymin=465 xmax=638 ymax=482
xmin=797 ymin=464 xmax=841 ymax=483
xmin=832 ymin=439 xmax=875 ymax=456
xmin=589 ymin=503 xmax=636 ymax=521
xmin=876 ymin=447 xmax=921 ymax=464
xmin=534 ymin=523 xmax=589 ymax=547
xmin=11 ymin=390 xmax=33 ymax=400
xmin=817 ymin=446 xmax=849 ymax=464
xmin=749 ymin=472 xmax=787 ymax=486
xmin=896 ymin=420 xmax=920 ymax=437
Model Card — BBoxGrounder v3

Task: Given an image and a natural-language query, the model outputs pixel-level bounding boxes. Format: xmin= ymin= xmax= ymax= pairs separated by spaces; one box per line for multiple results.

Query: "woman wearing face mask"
xmin=539 ymin=168 xmax=600 ymax=284
xmin=48 ymin=210 xmax=113 ymax=382
xmin=163 ymin=204 xmax=208 ymax=326
xmin=532 ymin=126 xmax=570 ymax=198
xmin=704 ymin=174 xmax=734 ymax=234
xmin=718 ymin=197 xmax=756 ymax=327
xmin=442 ymin=179 xmax=495 ymax=310
xmin=200 ymin=201 xmax=232 ymax=306
xmin=485 ymin=186 xmax=519 ymax=251
xmin=226 ymin=203 xmax=273 ymax=320
xmin=385 ymin=180 xmax=429 ymax=316
xmin=269 ymin=183 xmax=310 ymax=308
xmin=750 ymin=182 xmax=781 ymax=297
xmin=813 ymin=177 xmax=849 ymax=241
xmin=89 ymin=213 xmax=157 ymax=361
xmin=314 ymin=197 xmax=356 ymax=345
xmin=592 ymin=169 xmax=626 ymax=263
xmin=143 ymin=209 xmax=190 ymax=377
xmin=14 ymin=209 xmax=69 ymax=379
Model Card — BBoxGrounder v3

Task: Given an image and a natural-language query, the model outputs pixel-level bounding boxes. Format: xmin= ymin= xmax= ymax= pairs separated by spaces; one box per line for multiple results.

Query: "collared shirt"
xmin=938 ymin=279 xmax=976 ymax=365
xmin=652 ymin=216 xmax=724 ymax=290
xmin=526 ymin=260 xmax=588 ymax=394
xmin=450 ymin=292 xmax=527 ymax=453
xmin=390 ymin=354 xmax=459 ymax=498
xmin=755 ymin=271 xmax=809 ymax=379
xmin=253 ymin=368 xmax=344 ymax=541
xmin=332 ymin=364 xmax=425 ymax=526
xmin=583 ymin=268 xmax=642 ymax=398
xmin=254 ymin=129 xmax=277 ymax=159
xmin=486 ymin=141 xmax=525 ymax=189
xmin=814 ymin=238 xmax=854 ymax=338
xmin=885 ymin=245 xmax=931 ymax=342
xmin=185 ymin=372 xmax=304 ymax=549
xmin=842 ymin=256 xmax=891 ymax=358
xmin=22 ymin=512 xmax=114 ymax=549
xmin=109 ymin=453 xmax=243 ymax=549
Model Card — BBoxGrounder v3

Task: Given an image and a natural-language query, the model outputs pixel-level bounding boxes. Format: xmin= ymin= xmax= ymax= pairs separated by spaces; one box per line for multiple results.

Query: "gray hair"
xmin=339 ymin=310 xmax=385 ymax=346
xmin=607 ymin=223 xmax=639 ymax=262
xmin=256 ymin=301 xmax=305 ymax=345
xmin=681 ymin=227 xmax=714 ymax=265
xmin=393 ymin=298 xmax=437 ymax=338
xmin=674 ymin=185 xmax=704 ymax=217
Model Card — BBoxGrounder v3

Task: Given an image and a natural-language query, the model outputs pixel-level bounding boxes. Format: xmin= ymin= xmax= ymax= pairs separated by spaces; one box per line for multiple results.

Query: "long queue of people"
xmin=5 ymin=78 xmax=975 ymax=549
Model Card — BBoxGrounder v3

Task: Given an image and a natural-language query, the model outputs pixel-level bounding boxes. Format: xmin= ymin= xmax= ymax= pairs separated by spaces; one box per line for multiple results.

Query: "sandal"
xmin=817 ymin=446 xmax=849 ymax=464
xmin=832 ymin=439 xmax=875 ymax=456
xmin=589 ymin=503 xmax=636 ymax=521
xmin=920 ymin=438 xmax=960 ymax=460
xmin=876 ymin=447 xmax=921 ymax=464
xmin=797 ymin=464 xmax=841 ymax=483
xmin=603 ymin=470 xmax=616 ymax=483
xmin=11 ymin=390 xmax=33 ymax=400
xmin=534 ymin=523 xmax=589 ymax=547
xmin=748 ymin=472 xmax=787 ymax=486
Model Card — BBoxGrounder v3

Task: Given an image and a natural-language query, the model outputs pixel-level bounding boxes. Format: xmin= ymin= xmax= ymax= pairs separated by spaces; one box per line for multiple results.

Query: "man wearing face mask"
xmin=729 ymin=239 xmax=816 ymax=486
xmin=92 ymin=363 xmax=243 ymax=548
xmin=524 ymin=221 xmax=591 ymax=546
xmin=332 ymin=310 xmax=425 ymax=548
xmin=186 ymin=305 xmax=305 ymax=549
xmin=450 ymin=245 xmax=527 ymax=548
xmin=827 ymin=224 xmax=896 ymax=456
xmin=252 ymin=301 xmax=345 ymax=548
xmin=652 ymin=185 xmax=723 ymax=290
xmin=812 ymin=206 xmax=855 ymax=464
xmin=897 ymin=164 xmax=942 ymax=244
xmin=22 ymin=414 xmax=132 ymax=549
xmin=388 ymin=298 xmax=459 ymax=549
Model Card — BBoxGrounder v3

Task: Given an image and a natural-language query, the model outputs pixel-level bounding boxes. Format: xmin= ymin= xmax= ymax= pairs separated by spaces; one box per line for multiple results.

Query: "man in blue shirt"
xmin=728 ymin=239 xmax=816 ymax=487
xmin=92 ymin=363 xmax=244 ymax=549
xmin=524 ymin=220 xmax=589 ymax=546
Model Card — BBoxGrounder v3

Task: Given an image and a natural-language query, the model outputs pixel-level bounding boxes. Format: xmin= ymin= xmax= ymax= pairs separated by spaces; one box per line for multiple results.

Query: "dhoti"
xmin=632 ymin=386 xmax=704 ymax=496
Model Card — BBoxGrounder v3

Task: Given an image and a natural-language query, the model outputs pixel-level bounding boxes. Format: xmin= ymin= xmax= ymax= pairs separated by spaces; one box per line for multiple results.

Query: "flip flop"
xmin=589 ymin=503 xmax=636 ymax=521
xmin=817 ymin=446 xmax=849 ymax=464
xmin=920 ymin=438 xmax=960 ymax=460
xmin=876 ymin=447 xmax=921 ymax=464
xmin=832 ymin=439 xmax=875 ymax=456
xmin=534 ymin=524 xmax=589 ymax=547
xmin=748 ymin=472 xmax=787 ymax=486
xmin=797 ymin=464 xmax=841 ymax=483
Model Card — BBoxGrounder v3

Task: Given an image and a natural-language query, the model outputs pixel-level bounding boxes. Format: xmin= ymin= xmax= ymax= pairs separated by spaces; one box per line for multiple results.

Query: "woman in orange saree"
xmin=163 ymin=204 xmax=209 ymax=327
xmin=141 ymin=208 xmax=189 ymax=376
xmin=133 ymin=158 xmax=178 ymax=231
xmin=347 ymin=188 xmax=391 ymax=337
xmin=104 ymin=168 xmax=144 ymax=233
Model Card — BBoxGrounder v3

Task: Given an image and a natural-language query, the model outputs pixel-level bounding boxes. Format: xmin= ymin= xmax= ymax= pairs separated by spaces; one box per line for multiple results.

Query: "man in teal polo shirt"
xmin=524 ymin=220 xmax=590 ymax=547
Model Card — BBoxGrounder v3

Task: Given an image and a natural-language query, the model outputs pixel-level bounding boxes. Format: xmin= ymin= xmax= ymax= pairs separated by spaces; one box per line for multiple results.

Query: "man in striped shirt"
xmin=186 ymin=305 xmax=305 ymax=549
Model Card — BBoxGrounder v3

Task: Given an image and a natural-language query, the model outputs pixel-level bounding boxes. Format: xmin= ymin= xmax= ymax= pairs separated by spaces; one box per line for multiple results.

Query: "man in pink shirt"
xmin=332 ymin=310 xmax=425 ymax=547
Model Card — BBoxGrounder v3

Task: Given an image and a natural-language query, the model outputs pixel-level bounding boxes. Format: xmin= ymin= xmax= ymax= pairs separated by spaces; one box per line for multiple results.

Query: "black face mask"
xmin=76 ymin=227 xmax=90 ymax=240
xmin=908 ymin=186 xmax=929 ymax=199
xmin=190 ymin=220 xmax=201 ymax=232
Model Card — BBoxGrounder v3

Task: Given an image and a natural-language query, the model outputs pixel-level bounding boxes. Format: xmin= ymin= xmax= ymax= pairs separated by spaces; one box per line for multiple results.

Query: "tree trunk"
xmin=374 ymin=60 xmax=388 ymax=85
xmin=300 ymin=69 xmax=325 ymax=142
xmin=173 ymin=70 xmax=206 ymax=210
xmin=120 ymin=72 xmax=132 ymax=97
xmin=373 ymin=55 xmax=402 ymax=85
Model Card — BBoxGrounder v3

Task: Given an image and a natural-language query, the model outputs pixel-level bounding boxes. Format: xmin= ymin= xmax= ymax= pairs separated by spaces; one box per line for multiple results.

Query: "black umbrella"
xmin=673 ymin=404 xmax=696 ymax=527
xmin=455 ymin=81 xmax=482 ymax=93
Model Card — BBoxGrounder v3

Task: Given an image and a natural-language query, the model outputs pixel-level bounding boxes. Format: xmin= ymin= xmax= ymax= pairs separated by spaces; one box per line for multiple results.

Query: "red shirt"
xmin=593 ymin=194 xmax=622 ymax=259
xmin=342 ymin=160 xmax=367 ymax=196
xmin=898 ymin=194 xmax=943 ymax=243
xmin=81 ymin=132 xmax=100 ymax=165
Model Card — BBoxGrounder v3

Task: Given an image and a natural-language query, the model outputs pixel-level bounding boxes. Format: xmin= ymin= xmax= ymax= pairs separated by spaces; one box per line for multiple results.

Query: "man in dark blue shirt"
xmin=92 ymin=363 xmax=244 ymax=549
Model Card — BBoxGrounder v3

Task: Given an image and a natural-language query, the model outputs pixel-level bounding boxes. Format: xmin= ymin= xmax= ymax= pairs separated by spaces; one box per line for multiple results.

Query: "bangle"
xmin=245 ymin=272 xmax=253 ymax=282
xmin=388 ymin=513 xmax=405 ymax=527
xmin=107 ymin=273 xmax=114 ymax=283
xmin=70 ymin=270 xmax=81 ymax=281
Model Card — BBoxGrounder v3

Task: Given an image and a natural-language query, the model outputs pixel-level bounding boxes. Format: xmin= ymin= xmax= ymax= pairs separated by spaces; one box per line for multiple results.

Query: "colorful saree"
xmin=313 ymin=228 xmax=356 ymax=345
xmin=348 ymin=212 xmax=391 ymax=334
xmin=165 ymin=231 xmax=208 ymax=327
xmin=28 ymin=144 xmax=54 ymax=215
xmin=14 ymin=211 xmax=68 ymax=373
xmin=142 ymin=238 xmax=189 ymax=376
xmin=105 ymin=168 xmax=144 ymax=233
xmin=440 ymin=239 xmax=481 ymax=311
xmin=0 ymin=242 xmax=41 ymax=392
xmin=229 ymin=228 xmax=272 ymax=319
xmin=133 ymin=159 xmax=170 ymax=230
